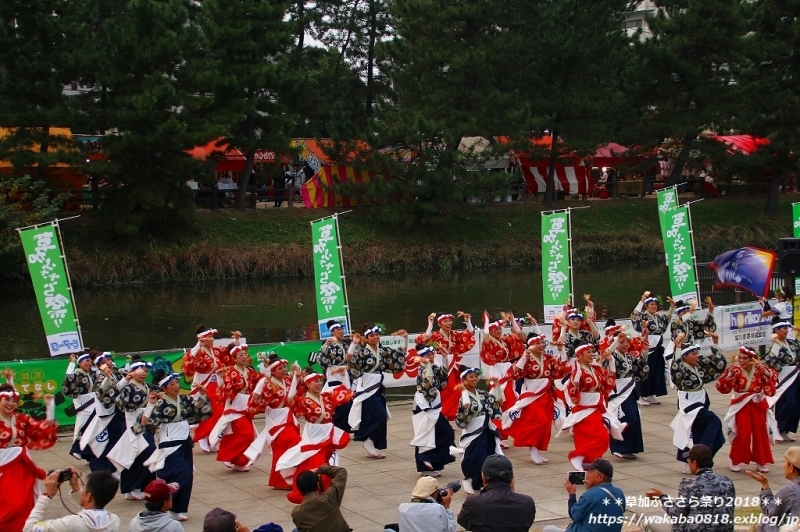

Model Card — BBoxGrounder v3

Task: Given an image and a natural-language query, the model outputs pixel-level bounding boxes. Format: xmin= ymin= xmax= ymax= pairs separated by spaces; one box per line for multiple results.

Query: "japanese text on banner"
xmin=541 ymin=211 xmax=572 ymax=323
xmin=18 ymin=223 xmax=82 ymax=356
xmin=311 ymin=217 xmax=349 ymax=339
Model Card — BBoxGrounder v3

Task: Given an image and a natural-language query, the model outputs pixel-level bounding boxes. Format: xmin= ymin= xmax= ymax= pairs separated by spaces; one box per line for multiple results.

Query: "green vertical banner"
xmin=18 ymin=221 xmax=83 ymax=356
xmin=311 ymin=215 xmax=350 ymax=339
xmin=793 ymin=202 xmax=800 ymax=238
xmin=541 ymin=211 xmax=572 ymax=323
xmin=660 ymin=205 xmax=699 ymax=303
xmin=656 ymin=187 xmax=679 ymax=225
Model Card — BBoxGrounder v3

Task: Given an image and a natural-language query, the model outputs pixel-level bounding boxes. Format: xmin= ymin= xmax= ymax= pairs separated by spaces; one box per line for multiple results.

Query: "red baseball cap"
xmin=143 ymin=479 xmax=179 ymax=506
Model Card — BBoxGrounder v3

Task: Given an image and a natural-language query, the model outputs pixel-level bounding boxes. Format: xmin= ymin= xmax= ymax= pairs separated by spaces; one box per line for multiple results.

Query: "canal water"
xmin=0 ymin=265 xmax=680 ymax=362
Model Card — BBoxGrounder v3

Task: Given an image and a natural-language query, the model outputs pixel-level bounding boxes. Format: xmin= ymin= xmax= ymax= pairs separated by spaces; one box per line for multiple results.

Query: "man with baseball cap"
xmin=457 ymin=455 xmax=536 ymax=532
xmin=394 ymin=476 xmax=456 ymax=532
xmin=645 ymin=444 xmax=735 ymax=532
xmin=544 ymin=458 xmax=625 ymax=532
xmin=129 ymin=479 xmax=184 ymax=532
xmin=747 ymin=445 xmax=800 ymax=531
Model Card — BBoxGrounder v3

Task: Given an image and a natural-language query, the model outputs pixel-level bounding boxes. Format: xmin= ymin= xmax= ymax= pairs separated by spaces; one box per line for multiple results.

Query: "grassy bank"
xmin=60 ymin=195 xmax=792 ymax=286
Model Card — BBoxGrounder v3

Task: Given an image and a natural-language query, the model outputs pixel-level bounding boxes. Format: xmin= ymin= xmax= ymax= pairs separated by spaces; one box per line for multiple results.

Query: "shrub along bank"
xmin=56 ymin=196 xmax=791 ymax=286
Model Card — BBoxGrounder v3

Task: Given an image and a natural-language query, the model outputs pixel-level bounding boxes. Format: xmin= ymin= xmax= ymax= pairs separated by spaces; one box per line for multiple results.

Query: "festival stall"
xmin=296 ymin=138 xmax=372 ymax=209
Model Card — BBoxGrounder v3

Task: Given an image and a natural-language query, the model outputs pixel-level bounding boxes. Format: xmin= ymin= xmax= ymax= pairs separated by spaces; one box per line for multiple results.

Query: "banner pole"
xmin=684 ymin=204 xmax=702 ymax=304
xmin=55 ymin=220 xmax=85 ymax=351
xmin=567 ymin=208 xmax=575 ymax=307
xmin=333 ymin=214 xmax=353 ymax=333
xmin=310 ymin=210 xmax=353 ymax=224
xmin=16 ymin=215 xmax=81 ymax=233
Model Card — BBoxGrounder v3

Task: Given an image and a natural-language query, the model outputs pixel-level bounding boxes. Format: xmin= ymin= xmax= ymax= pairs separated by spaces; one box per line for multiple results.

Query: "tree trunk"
xmin=764 ymin=172 xmax=782 ymax=215
xmin=236 ymin=108 xmax=255 ymax=210
xmin=667 ymin=137 xmax=692 ymax=185
xmin=365 ymin=0 xmax=377 ymax=116
xmin=544 ymin=130 xmax=559 ymax=207
xmin=293 ymin=1 xmax=306 ymax=69
xmin=36 ymin=125 xmax=50 ymax=183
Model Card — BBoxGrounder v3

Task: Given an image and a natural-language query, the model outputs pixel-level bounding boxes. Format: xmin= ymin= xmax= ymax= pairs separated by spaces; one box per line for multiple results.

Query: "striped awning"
xmin=519 ymin=164 xmax=594 ymax=196
xmin=300 ymin=165 xmax=372 ymax=209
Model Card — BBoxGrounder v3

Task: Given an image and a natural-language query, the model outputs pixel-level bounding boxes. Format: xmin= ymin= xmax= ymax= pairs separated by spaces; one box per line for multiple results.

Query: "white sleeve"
xmin=634 ymin=301 xmax=643 ymax=313
xmin=66 ymin=362 xmax=76 ymax=375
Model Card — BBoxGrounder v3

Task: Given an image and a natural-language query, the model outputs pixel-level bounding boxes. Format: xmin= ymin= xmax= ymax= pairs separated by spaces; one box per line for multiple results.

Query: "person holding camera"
xmin=544 ymin=458 xmax=625 ymax=532
xmin=394 ymin=477 xmax=457 ymax=532
xmin=23 ymin=468 xmax=121 ymax=532
xmin=290 ymin=464 xmax=351 ymax=532
xmin=0 ymin=375 xmax=58 ymax=532
xmin=457 ymin=455 xmax=535 ymax=532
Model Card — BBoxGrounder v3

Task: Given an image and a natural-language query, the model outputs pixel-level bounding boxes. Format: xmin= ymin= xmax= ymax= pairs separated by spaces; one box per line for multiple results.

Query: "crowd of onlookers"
xmin=25 ymin=443 xmax=800 ymax=532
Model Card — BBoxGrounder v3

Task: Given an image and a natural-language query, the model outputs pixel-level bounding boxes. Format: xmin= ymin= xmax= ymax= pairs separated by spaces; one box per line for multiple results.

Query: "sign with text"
xmin=659 ymin=204 xmax=699 ymax=304
xmin=541 ymin=211 xmax=572 ymax=323
xmin=793 ymin=202 xmax=800 ymax=238
xmin=719 ymin=301 xmax=772 ymax=349
xmin=19 ymin=222 xmax=83 ymax=356
xmin=311 ymin=216 xmax=350 ymax=339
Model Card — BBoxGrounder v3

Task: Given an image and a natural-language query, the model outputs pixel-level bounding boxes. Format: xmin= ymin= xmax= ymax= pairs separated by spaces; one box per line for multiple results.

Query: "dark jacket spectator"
xmin=457 ymin=455 xmax=535 ymax=532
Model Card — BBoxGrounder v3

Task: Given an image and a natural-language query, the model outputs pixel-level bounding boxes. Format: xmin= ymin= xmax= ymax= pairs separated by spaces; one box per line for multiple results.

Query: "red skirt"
xmin=193 ymin=382 xmax=223 ymax=442
xmin=0 ymin=448 xmax=45 ymax=532
xmin=440 ymin=371 xmax=461 ymax=421
xmin=506 ymin=394 xmax=554 ymax=450
xmin=217 ymin=416 xmax=256 ymax=467
xmin=286 ymin=432 xmax=351 ymax=504
xmin=569 ymin=407 xmax=609 ymax=463
xmin=269 ymin=425 xmax=301 ymax=490
xmin=730 ymin=399 xmax=773 ymax=466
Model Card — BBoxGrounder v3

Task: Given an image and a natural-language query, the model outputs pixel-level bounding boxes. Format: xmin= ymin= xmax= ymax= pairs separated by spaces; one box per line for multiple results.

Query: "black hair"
xmin=296 ymin=470 xmax=319 ymax=496
xmin=144 ymin=499 xmax=167 ymax=512
xmin=85 ymin=471 xmax=119 ymax=508
xmin=195 ymin=324 xmax=207 ymax=335
xmin=695 ymin=456 xmax=714 ymax=469
xmin=783 ymin=285 xmax=796 ymax=300
xmin=326 ymin=319 xmax=339 ymax=329
xmin=0 ymin=383 xmax=14 ymax=394
xmin=130 ymin=354 xmax=142 ymax=363
xmin=604 ymin=318 xmax=616 ymax=328
xmin=415 ymin=343 xmax=429 ymax=352
xmin=151 ymin=369 xmax=167 ymax=386
xmin=674 ymin=300 xmax=686 ymax=308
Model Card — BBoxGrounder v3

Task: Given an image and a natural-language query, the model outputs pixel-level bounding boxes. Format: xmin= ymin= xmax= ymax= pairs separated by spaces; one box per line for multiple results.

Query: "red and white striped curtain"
xmin=520 ymin=165 xmax=594 ymax=196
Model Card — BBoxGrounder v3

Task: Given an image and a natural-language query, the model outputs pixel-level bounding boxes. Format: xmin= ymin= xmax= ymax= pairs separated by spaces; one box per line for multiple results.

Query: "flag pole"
xmin=333 ymin=213 xmax=353 ymax=334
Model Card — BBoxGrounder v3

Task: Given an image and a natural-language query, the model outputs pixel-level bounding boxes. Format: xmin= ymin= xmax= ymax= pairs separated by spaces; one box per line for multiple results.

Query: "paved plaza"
xmin=29 ymin=385 xmax=771 ymax=531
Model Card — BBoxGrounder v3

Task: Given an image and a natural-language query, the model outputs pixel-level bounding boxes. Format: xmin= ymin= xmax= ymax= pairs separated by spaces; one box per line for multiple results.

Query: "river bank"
xmin=56 ymin=195 xmax=791 ymax=286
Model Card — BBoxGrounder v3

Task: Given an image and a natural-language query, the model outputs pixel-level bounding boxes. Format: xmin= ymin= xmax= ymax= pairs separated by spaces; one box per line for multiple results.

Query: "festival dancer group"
xmin=6 ymin=289 xmax=800 ymax=529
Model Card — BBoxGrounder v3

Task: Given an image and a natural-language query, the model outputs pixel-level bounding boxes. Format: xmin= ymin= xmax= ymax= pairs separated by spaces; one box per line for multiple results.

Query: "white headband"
xmin=676 ymin=306 xmax=690 ymax=314
xmin=230 ymin=344 xmax=248 ymax=357
xmin=681 ymin=345 xmax=699 ymax=357
xmin=773 ymin=322 xmax=791 ymax=332
xmin=159 ymin=373 xmax=180 ymax=388
xmin=363 ymin=326 xmax=381 ymax=336
xmin=575 ymin=344 xmax=594 ymax=356
xmin=0 ymin=390 xmax=19 ymax=400
xmin=567 ymin=312 xmax=584 ymax=321
xmin=197 ymin=328 xmax=218 ymax=339
xmin=77 ymin=354 xmax=91 ymax=364
xmin=268 ymin=358 xmax=288 ymax=371
xmin=417 ymin=346 xmax=435 ymax=357
xmin=304 ymin=373 xmax=322 ymax=384
xmin=644 ymin=297 xmax=658 ymax=306
xmin=129 ymin=361 xmax=151 ymax=372
xmin=437 ymin=314 xmax=453 ymax=323
xmin=527 ymin=335 xmax=546 ymax=346
xmin=329 ymin=323 xmax=343 ymax=331
xmin=460 ymin=368 xmax=477 ymax=379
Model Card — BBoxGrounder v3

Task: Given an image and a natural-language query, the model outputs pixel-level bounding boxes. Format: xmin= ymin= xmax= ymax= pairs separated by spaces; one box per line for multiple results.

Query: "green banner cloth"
xmin=311 ymin=216 xmax=350 ymax=338
xmin=19 ymin=222 xmax=82 ymax=357
xmin=541 ymin=211 xmax=572 ymax=323
xmin=793 ymin=202 xmax=800 ymax=238
xmin=660 ymin=205 xmax=699 ymax=303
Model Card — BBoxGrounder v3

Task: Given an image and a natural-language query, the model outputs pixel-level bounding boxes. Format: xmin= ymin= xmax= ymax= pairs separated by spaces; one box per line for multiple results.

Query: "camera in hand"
xmin=439 ymin=480 xmax=461 ymax=497
xmin=568 ymin=471 xmax=586 ymax=485
xmin=47 ymin=469 xmax=73 ymax=484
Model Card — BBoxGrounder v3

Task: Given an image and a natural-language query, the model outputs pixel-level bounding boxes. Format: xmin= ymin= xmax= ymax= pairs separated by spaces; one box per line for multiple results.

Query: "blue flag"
xmin=711 ymin=247 xmax=776 ymax=298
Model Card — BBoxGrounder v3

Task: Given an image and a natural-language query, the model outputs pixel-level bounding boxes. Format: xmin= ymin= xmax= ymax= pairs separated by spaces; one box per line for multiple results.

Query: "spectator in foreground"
xmin=543 ymin=458 xmax=625 ymax=532
xmin=394 ymin=476 xmax=456 ymax=532
xmin=23 ymin=468 xmax=121 ymax=532
xmin=203 ymin=507 xmax=250 ymax=532
xmin=747 ymin=446 xmax=800 ymax=532
xmin=457 ymin=455 xmax=535 ymax=532
xmin=129 ymin=479 xmax=183 ymax=532
xmin=645 ymin=444 xmax=734 ymax=532
xmin=291 ymin=465 xmax=351 ymax=532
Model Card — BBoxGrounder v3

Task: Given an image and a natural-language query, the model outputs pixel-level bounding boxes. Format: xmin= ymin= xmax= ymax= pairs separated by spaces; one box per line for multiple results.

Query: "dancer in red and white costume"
xmin=0 ymin=370 xmax=57 ymax=532
xmin=210 ymin=344 xmax=261 ymax=471
xmin=716 ymin=346 xmax=778 ymax=473
xmin=245 ymin=354 xmax=303 ymax=489
xmin=480 ymin=312 xmax=525 ymax=408
xmin=277 ymin=373 xmax=353 ymax=504
xmin=502 ymin=334 xmax=570 ymax=464
xmin=183 ymin=325 xmax=228 ymax=452
xmin=557 ymin=344 xmax=623 ymax=470
xmin=415 ymin=312 xmax=476 ymax=421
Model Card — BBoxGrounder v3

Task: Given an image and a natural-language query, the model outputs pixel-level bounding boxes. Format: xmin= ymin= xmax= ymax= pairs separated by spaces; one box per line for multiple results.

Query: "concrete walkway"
xmin=29 ymin=385 xmax=775 ymax=531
